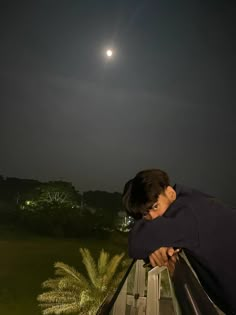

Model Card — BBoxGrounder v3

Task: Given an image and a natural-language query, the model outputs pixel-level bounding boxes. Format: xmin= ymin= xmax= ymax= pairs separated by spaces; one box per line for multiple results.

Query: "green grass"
xmin=0 ymin=230 xmax=128 ymax=315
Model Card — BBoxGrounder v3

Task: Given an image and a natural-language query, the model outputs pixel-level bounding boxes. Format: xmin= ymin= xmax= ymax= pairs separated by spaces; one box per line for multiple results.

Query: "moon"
xmin=106 ymin=49 xmax=113 ymax=57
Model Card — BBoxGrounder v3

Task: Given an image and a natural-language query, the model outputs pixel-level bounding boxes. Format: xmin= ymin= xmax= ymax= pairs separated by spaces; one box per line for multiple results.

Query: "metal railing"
xmin=171 ymin=255 xmax=219 ymax=315
xmin=96 ymin=252 xmax=220 ymax=315
xmin=96 ymin=259 xmax=135 ymax=315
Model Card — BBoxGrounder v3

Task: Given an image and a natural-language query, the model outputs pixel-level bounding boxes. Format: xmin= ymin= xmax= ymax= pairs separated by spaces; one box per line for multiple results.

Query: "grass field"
xmin=0 ymin=228 xmax=128 ymax=315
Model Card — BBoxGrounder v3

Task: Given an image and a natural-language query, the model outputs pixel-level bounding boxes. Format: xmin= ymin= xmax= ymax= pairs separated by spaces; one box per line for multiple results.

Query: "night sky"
xmin=0 ymin=0 xmax=235 ymax=203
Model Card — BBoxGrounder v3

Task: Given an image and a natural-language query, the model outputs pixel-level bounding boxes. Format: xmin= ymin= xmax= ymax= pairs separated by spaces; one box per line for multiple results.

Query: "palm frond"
xmin=40 ymin=302 xmax=81 ymax=315
xmin=38 ymin=289 xmax=95 ymax=313
xmin=80 ymin=248 xmax=98 ymax=288
xmin=42 ymin=279 xmax=60 ymax=290
xmin=54 ymin=262 xmax=90 ymax=289
xmin=97 ymin=249 xmax=110 ymax=275
xmin=38 ymin=291 xmax=78 ymax=304
xmin=57 ymin=278 xmax=88 ymax=292
xmin=105 ymin=252 xmax=125 ymax=285
xmin=38 ymin=247 xmax=126 ymax=315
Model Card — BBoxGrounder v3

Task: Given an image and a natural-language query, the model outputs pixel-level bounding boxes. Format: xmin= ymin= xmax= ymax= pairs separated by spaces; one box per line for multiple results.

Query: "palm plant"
xmin=37 ymin=248 xmax=126 ymax=315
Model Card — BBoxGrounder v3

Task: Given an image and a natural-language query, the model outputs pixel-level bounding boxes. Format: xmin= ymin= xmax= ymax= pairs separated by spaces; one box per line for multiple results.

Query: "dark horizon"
xmin=0 ymin=0 xmax=235 ymax=203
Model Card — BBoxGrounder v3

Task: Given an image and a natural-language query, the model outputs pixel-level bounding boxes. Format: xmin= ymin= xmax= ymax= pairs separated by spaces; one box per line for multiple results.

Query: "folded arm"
xmin=128 ymin=207 xmax=198 ymax=260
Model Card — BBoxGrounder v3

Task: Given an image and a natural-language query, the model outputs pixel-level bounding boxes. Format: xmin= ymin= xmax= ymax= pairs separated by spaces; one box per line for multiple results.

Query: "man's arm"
xmin=128 ymin=207 xmax=198 ymax=259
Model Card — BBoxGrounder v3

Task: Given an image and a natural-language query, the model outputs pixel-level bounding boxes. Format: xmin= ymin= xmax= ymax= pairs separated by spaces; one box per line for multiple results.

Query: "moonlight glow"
xmin=106 ymin=49 xmax=113 ymax=57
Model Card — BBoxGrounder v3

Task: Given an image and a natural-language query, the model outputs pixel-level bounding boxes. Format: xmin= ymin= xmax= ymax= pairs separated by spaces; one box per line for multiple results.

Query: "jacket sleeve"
xmin=128 ymin=207 xmax=199 ymax=259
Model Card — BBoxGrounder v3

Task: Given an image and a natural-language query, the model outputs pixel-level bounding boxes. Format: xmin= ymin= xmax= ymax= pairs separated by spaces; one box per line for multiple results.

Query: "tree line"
xmin=0 ymin=176 xmax=127 ymax=237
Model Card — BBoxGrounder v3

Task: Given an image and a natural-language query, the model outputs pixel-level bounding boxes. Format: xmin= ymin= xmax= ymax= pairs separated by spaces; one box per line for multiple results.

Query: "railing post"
xmin=146 ymin=266 xmax=166 ymax=315
xmin=111 ymin=279 xmax=128 ymax=315
xmin=127 ymin=260 xmax=147 ymax=315
xmin=133 ymin=259 xmax=147 ymax=297
xmin=112 ymin=260 xmax=147 ymax=315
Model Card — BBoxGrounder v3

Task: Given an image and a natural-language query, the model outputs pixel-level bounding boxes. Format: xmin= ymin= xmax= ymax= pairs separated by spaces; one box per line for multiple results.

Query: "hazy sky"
xmin=0 ymin=0 xmax=235 ymax=203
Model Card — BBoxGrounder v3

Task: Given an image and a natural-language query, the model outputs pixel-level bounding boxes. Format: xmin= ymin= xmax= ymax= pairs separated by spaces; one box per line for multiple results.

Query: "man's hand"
xmin=149 ymin=247 xmax=180 ymax=275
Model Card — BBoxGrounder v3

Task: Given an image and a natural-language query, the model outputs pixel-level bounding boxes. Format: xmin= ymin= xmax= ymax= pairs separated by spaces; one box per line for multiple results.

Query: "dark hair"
xmin=122 ymin=169 xmax=170 ymax=219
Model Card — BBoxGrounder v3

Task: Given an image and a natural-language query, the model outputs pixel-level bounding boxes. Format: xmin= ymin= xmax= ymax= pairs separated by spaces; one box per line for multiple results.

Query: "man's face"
xmin=143 ymin=186 xmax=176 ymax=220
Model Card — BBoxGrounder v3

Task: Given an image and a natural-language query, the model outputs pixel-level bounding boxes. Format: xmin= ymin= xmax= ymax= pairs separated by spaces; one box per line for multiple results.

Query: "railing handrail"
xmin=172 ymin=255 xmax=218 ymax=315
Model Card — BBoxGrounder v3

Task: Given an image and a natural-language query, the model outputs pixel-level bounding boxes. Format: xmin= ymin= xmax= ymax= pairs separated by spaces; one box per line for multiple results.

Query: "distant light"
xmin=106 ymin=49 xmax=113 ymax=57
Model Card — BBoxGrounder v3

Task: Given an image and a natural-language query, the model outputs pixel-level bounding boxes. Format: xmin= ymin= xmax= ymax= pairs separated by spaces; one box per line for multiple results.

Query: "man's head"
xmin=122 ymin=169 xmax=176 ymax=220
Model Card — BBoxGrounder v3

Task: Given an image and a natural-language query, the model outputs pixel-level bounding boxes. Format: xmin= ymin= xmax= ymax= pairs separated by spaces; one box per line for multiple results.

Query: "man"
xmin=123 ymin=169 xmax=236 ymax=315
